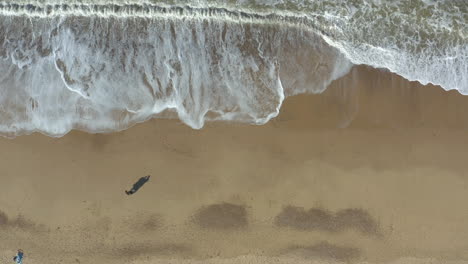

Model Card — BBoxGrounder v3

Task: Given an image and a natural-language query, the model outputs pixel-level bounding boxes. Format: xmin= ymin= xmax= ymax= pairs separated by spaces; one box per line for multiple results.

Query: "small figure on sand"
xmin=13 ymin=249 xmax=23 ymax=264
xmin=125 ymin=175 xmax=150 ymax=195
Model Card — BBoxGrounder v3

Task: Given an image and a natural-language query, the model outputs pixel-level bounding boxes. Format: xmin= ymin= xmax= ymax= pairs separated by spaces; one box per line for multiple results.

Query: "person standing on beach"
xmin=125 ymin=175 xmax=151 ymax=195
xmin=13 ymin=249 xmax=23 ymax=264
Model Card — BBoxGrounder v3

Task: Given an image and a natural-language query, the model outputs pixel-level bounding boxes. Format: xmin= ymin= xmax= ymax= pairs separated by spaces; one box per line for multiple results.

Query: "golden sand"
xmin=1 ymin=66 xmax=468 ymax=264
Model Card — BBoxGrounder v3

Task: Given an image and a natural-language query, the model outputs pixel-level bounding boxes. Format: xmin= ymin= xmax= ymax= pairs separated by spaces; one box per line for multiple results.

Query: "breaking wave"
xmin=0 ymin=0 xmax=466 ymax=137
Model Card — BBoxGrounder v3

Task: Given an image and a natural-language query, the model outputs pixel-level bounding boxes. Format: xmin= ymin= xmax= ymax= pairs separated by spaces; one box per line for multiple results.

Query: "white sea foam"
xmin=0 ymin=1 xmax=465 ymax=137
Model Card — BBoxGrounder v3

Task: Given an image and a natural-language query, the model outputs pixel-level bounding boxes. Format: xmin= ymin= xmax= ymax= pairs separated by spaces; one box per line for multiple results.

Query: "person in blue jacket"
xmin=13 ymin=249 xmax=23 ymax=264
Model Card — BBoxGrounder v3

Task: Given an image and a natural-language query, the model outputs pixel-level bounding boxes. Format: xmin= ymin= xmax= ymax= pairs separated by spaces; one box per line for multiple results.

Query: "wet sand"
xmin=1 ymin=66 xmax=468 ymax=264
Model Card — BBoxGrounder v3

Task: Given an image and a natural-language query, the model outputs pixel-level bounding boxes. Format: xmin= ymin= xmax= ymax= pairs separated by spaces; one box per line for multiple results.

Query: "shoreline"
xmin=1 ymin=65 xmax=468 ymax=264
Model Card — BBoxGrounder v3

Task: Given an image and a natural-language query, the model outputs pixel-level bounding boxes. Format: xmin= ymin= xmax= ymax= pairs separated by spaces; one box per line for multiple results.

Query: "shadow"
xmin=335 ymin=208 xmax=380 ymax=235
xmin=139 ymin=214 xmax=162 ymax=231
xmin=275 ymin=206 xmax=335 ymax=231
xmin=282 ymin=241 xmax=361 ymax=262
xmin=123 ymin=213 xmax=163 ymax=232
xmin=0 ymin=210 xmax=8 ymax=226
xmin=0 ymin=210 xmax=45 ymax=232
xmin=274 ymin=206 xmax=380 ymax=236
xmin=114 ymin=243 xmax=193 ymax=258
xmin=126 ymin=175 xmax=150 ymax=195
xmin=192 ymin=202 xmax=248 ymax=230
xmin=10 ymin=214 xmax=38 ymax=230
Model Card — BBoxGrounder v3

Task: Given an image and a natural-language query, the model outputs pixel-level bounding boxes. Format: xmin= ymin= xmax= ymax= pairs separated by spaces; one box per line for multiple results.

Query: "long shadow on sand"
xmin=125 ymin=175 xmax=150 ymax=195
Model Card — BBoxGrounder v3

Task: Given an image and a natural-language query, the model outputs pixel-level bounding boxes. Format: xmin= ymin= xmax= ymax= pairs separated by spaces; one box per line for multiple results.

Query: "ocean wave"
xmin=0 ymin=1 xmax=466 ymax=137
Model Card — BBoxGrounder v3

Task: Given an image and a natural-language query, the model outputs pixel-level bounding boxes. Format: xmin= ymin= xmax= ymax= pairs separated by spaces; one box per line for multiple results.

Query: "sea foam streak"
xmin=0 ymin=1 xmax=465 ymax=137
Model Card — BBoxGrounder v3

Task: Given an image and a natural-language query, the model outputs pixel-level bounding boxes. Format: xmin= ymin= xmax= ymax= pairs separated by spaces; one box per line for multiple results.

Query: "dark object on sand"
xmin=125 ymin=175 xmax=151 ymax=195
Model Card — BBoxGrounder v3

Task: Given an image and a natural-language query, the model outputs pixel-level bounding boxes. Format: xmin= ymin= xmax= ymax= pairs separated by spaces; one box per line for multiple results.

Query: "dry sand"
xmin=1 ymin=66 xmax=468 ymax=264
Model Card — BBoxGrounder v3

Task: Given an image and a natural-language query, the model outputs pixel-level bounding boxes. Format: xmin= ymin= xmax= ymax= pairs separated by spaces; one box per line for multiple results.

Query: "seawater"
xmin=0 ymin=0 xmax=466 ymax=136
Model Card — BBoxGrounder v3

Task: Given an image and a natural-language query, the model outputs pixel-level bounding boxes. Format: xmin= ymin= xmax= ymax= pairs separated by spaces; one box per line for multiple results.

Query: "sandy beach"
xmin=1 ymin=66 xmax=468 ymax=264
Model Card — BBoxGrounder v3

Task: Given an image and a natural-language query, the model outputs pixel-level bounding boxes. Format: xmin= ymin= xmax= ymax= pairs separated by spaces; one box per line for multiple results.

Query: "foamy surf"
xmin=0 ymin=1 xmax=466 ymax=137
